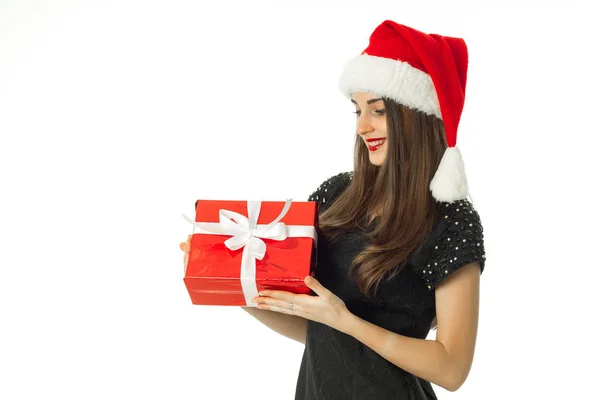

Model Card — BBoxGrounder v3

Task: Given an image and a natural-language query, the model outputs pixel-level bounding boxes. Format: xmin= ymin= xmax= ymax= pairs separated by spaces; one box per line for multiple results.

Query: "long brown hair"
xmin=319 ymin=96 xmax=448 ymax=301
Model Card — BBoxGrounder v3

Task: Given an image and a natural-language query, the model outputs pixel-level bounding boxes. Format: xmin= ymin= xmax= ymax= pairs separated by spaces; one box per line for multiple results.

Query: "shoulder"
xmin=436 ymin=199 xmax=484 ymax=238
xmin=417 ymin=199 xmax=487 ymax=291
xmin=307 ymin=171 xmax=352 ymax=213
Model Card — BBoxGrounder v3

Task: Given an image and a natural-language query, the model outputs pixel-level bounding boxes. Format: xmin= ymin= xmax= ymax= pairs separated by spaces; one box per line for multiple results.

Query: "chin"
xmin=369 ymin=156 xmax=385 ymax=167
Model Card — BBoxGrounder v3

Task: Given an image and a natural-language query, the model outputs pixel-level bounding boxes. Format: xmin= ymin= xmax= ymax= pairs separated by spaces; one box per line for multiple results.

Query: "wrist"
xmin=340 ymin=309 xmax=360 ymax=337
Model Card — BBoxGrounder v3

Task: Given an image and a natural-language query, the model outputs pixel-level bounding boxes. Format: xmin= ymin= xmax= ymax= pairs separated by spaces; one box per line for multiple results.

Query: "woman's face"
xmin=351 ymin=92 xmax=388 ymax=166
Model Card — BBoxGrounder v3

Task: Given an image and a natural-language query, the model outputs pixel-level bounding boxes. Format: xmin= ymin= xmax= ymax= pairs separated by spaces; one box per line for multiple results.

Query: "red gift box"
xmin=183 ymin=199 xmax=318 ymax=306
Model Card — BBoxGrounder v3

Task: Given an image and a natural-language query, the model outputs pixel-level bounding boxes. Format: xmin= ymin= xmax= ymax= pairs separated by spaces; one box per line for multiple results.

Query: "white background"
xmin=1 ymin=1 xmax=598 ymax=399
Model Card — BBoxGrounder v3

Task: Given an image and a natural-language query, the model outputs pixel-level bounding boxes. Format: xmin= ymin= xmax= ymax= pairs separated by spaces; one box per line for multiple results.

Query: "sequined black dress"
xmin=294 ymin=172 xmax=486 ymax=400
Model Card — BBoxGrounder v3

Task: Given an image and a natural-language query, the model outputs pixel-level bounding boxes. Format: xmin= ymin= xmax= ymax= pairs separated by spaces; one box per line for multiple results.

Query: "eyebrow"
xmin=350 ymin=97 xmax=384 ymax=105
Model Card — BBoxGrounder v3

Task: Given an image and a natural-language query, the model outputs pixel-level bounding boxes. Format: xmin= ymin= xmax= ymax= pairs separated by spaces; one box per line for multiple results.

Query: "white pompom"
xmin=429 ymin=147 xmax=469 ymax=202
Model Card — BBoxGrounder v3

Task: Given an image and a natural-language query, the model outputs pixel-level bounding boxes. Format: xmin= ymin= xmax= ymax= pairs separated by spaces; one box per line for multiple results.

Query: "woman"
xmin=181 ymin=20 xmax=486 ymax=399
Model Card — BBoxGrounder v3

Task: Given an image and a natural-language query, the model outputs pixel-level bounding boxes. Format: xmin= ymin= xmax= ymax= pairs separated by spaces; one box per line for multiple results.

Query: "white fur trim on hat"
xmin=339 ymin=54 xmax=442 ymax=118
xmin=430 ymin=147 xmax=469 ymax=202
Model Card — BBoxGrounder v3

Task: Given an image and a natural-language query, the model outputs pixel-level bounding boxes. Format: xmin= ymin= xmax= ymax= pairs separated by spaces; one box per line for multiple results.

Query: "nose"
xmin=356 ymin=116 xmax=373 ymax=137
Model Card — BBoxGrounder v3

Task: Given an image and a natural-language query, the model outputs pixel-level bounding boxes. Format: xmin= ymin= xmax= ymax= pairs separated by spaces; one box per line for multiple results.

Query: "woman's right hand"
xmin=179 ymin=234 xmax=191 ymax=272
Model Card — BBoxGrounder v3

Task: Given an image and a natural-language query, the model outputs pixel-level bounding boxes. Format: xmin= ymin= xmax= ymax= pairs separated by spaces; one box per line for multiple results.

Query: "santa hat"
xmin=339 ymin=20 xmax=470 ymax=203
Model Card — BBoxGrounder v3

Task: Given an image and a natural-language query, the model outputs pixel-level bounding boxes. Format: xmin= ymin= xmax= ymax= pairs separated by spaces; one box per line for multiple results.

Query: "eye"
xmin=353 ymin=109 xmax=386 ymax=117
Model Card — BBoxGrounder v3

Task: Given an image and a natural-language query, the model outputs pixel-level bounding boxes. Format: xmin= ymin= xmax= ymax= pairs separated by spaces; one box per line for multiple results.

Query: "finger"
xmin=258 ymin=290 xmax=293 ymax=301
xmin=256 ymin=301 xmax=296 ymax=315
xmin=304 ymin=276 xmax=330 ymax=298
xmin=180 ymin=242 xmax=185 ymax=251
xmin=255 ymin=296 xmax=293 ymax=309
xmin=256 ymin=293 xmax=312 ymax=312
xmin=183 ymin=251 xmax=189 ymax=271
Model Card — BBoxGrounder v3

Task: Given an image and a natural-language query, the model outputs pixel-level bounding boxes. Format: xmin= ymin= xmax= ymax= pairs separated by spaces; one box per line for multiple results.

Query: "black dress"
xmin=295 ymin=172 xmax=486 ymax=400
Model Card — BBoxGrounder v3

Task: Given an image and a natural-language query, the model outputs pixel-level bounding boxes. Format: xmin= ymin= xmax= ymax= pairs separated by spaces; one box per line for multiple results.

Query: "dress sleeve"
xmin=307 ymin=171 xmax=352 ymax=215
xmin=419 ymin=199 xmax=486 ymax=291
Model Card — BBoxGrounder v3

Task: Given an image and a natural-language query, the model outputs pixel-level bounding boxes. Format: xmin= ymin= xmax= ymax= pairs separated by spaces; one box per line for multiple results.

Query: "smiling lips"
xmin=366 ymin=138 xmax=386 ymax=151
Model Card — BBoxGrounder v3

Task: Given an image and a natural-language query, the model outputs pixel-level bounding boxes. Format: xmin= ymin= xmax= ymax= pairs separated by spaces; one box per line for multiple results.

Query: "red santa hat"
xmin=339 ymin=20 xmax=470 ymax=203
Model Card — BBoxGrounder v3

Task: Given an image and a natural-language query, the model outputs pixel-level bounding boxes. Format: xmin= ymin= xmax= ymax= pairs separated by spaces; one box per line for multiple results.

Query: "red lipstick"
xmin=366 ymin=138 xmax=386 ymax=152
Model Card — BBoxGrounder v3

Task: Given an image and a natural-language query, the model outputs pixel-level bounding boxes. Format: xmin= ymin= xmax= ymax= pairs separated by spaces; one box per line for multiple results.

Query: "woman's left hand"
xmin=252 ymin=276 xmax=354 ymax=334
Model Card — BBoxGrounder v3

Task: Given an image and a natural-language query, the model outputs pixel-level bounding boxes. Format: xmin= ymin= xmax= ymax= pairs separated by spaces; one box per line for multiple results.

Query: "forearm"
xmin=241 ymin=307 xmax=308 ymax=345
xmin=342 ymin=314 xmax=462 ymax=392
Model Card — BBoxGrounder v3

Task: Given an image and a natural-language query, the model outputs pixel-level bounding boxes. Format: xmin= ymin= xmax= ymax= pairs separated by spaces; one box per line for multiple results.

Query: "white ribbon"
xmin=182 ymin=199 xmax=317 ymax=306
